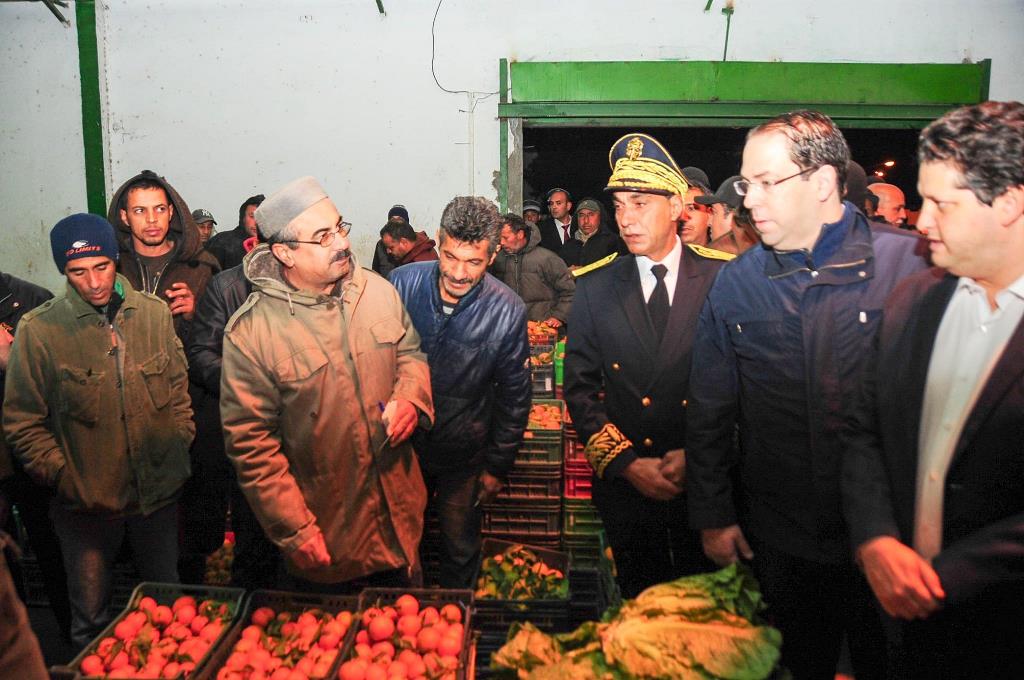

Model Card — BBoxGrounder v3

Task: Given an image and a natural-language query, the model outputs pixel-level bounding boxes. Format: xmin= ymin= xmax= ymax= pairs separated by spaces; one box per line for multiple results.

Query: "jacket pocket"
xmin=140 ymin=351 xmax=172 ymax=409
xmin=58 ymin=366 xmax=103 ymax=425
xmin=273 ymin=347 xmax=329 ymax=382
xmin=354 ymin=317 xmax=406 ymax=355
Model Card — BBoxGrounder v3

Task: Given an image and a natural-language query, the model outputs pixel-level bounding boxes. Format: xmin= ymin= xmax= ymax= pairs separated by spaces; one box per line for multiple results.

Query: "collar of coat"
xmin=764 ymin=201 xmax=875 ymax=281
xmin=242 ymin=242 xmax=366 ymax=308
xmin=65 ymin=273 xmax=139 ymax=319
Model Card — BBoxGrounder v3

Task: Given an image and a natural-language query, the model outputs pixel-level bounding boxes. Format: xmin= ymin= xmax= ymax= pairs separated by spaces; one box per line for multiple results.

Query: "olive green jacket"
xmin=221 ymin=246 xmax=433 ymax=584
xmin=2 ymin=275 xmax=193 ymax=515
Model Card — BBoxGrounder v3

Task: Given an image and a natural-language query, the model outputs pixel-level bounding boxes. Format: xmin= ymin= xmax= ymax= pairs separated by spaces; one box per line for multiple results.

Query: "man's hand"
xmin=857 ymin=536 xmax=944 ymax=620
xmin=165 ymin=282 xmax=196 ymax=319
xmin=659 ymin=449 xmax=686 ymax=487
xmin=543 ymin=317 xmax=563 ymax=329
xmin=622 ymin=458 xmax=683 ymax=501
xmin=0 ymin=325 xmax=13 ymax=371
xmin=702 ymin=525 xmax=754 ymax=566
xmin=290 ymin=530 xmax=331 ymax=570
xmin=386 ymin=399 xmax=418 ymax=444
xmin=476 ymin=471 xmax=504 ymax=506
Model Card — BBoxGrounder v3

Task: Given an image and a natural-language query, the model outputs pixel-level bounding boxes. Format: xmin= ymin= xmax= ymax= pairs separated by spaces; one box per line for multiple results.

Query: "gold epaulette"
xmin=571 ymin=252 xmax=618 ymax=278
xmin=585 ymin=422 xmax=633 ymax=479
xmin=687 ymin=244 xmax=736 ymax=261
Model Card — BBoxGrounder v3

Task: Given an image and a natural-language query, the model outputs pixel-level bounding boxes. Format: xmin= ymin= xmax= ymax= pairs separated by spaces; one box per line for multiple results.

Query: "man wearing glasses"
xmin=219 ymin=176 xmax=433 ymax=591
xmin=685 ymin=111 xmax=928 ymax=680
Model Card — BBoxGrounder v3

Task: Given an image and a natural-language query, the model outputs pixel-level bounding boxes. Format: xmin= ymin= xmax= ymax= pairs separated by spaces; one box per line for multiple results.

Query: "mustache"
xmin=331 ymin=249 xmax=351 ymax=263
xmin=442 ymin=273 xmax=472 ymax=286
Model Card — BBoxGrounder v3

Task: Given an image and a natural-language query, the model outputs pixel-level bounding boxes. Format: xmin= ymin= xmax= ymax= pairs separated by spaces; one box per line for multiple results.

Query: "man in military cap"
xmin=564 ymin=133 xmax=732 ymax=598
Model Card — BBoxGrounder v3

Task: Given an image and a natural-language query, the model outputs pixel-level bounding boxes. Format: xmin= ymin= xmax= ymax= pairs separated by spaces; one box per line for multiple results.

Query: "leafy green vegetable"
xmin=490 ymin=565 xmax=782 ymax=680
xmin=476 ymin=544 xmax=569 ymax=601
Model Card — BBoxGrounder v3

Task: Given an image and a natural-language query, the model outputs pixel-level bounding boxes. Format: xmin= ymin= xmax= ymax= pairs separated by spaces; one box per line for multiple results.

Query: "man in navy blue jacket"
xmin=685 ymin=111 xmax=929 ymax=680
xmin=389 ymin=196 xmax=531 ymax=588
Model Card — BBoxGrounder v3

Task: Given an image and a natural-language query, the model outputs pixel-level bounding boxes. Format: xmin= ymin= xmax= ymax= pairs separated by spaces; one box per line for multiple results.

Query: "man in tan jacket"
xmin=220 ymin=176 xmax=433 ymax=589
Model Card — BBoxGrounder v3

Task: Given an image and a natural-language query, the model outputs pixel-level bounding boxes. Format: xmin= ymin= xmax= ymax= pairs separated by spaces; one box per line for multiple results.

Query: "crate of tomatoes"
xmin=197 ymin=590 xmax=360 ymax=680
xmin=338 ymin=589 xmax=474 ymax=680
xmin=69 ymin=581 xmax=245 ymax=679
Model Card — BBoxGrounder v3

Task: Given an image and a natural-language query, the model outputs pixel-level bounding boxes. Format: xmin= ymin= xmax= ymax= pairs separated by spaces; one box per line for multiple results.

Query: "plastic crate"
xmin=562 ymin=498 xmax=604 ymax=536
xmin=69 ymin=581 xmax=245 ymax=679
xmin=563 ymin=461 xmax=593 ymax=499
xmin=473 ymin=539 xmax=571 ymax=636
xmin=561 ymin=532 xmax=606 ymax=571
xmin=526 ymin=399 xmax=565 ymax=437
xmin=355 ymin=588 xmax=475 ymax=680
xmin=517 ymin=436 xmax=563 ymax=466
xmin=494 ymin=466 xmax=562 ymax=503
xmin=530 ymin=365 xmax=555 ymax=397
xmin=482 ymin=500 xmax=561 ymax=538
xmin=196 ymin=590 xmax=359 ymax=680
xmin=563 ymin=428 xmax=586 ymax=465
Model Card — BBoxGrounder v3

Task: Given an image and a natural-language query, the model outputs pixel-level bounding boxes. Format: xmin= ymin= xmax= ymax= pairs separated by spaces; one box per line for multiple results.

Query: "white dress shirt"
xmin=555 ymin=218 xmax=572 ymax=244
xmin=635 ymin=236 xmax=683 ymax=306
xmin=914 ymin=272 xmax=1024 ymax=559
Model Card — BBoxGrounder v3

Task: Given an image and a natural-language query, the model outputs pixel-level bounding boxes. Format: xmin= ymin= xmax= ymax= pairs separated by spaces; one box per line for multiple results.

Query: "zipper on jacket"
xmin=768 ymin=257 xmax=868 ymax=281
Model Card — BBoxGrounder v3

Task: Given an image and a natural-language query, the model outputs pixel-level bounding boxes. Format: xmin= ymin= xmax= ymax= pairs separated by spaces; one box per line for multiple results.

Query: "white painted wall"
xmin=3 ymin=0 xmax=1023 ymax=291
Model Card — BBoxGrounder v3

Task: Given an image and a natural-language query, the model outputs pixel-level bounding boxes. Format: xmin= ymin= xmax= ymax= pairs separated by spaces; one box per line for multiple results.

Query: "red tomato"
xmin=396 ymin=615 xmax=421 ymax=638
xmin=439 ymin=604 xmax=461 ymax=624
xmin=415 ymin=627 xmax=439 ymax=653
xmin=371 ymin=640 xmax=395 ymax=662
xmin=175 ymin=605 xmax=197 ymax=626
xmin=368 ymin=615 xmax=395 ymax=642
xmin=365 ymin=665 xmax=388 ymax=680
xmin=80 ymin=654 xmax=105 ymax=676
xmin=172 ymin=596 xmax=197 ymax=613
xmin=338 ymin=658 xmax=368 ymax=680
xmin=418 ymin=607 xmax=439 ymax=627
xmin=151 ymin=605 xmax=174 ymax=627
xmin=251 ymin=606 xmax=275 ymax=627
xmin=190 ymin=615 xmax=209 ymax=635
xmin=114 ymin=618 xmax=137 ymax=641
xmin=356 ymin=630 xmax=369 ymax=645
xmin=138 ymin=596 xmax=158 ymax=612
xmin=436 ymin=634 xmax=461 ymax=658
xmin=361 ymin=607 xmax=383 ymax=628
xmin=394 ymin=594 xmax=419 ymax=618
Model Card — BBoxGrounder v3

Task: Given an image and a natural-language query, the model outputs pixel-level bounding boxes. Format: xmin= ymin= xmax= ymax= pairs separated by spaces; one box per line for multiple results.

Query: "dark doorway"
xmin=523 ymin=125 xmax=922 ymax=212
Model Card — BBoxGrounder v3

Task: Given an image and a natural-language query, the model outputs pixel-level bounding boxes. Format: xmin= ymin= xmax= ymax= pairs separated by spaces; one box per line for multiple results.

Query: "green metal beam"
xmin=509 ymin=60 xmax=991 ymax=107
xmin=498 ymin=58 xmax=508 ymax=211
xmin=76 ymin=1 xmax=105 ymax=215
xmin=499 ymin=101 xmax=959 ymax=128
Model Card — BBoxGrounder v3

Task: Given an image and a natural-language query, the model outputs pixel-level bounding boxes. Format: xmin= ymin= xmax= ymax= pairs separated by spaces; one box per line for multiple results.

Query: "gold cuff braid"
xmin=585 ymin=422 xmax=633 ymax=479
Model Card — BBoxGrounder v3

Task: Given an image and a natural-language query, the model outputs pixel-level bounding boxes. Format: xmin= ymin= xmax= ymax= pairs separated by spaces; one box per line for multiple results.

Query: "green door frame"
xmin=497 ymin=59 xmax=991 ymax=211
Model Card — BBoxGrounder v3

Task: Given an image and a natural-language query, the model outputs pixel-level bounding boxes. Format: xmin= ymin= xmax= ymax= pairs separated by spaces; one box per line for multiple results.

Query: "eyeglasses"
xmin=279 ymin=219 xmax=352 ymax=247
xmin=734 ymin=167 xmax=817 ymax=196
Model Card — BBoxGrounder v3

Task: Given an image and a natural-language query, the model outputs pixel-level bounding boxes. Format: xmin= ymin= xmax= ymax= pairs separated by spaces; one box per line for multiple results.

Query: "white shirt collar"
xmin=636 ymin=235 xmax=683 ymax=277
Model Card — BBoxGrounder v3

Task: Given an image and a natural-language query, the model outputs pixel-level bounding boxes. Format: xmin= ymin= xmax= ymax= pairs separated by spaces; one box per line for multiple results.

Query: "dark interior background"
xmin=522 ymin=126 xmax=921 ymax=213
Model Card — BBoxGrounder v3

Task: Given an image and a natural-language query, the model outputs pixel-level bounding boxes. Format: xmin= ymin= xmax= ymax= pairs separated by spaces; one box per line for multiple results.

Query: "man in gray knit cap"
xmin=220 ymin=176 xmax=433 ymax=590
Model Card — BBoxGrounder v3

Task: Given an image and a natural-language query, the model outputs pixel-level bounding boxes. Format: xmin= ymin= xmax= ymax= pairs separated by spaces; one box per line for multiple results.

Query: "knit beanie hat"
xmin=388 ymin=204 xmax=410 ymax=222
xmin=255 ymin=176 xmax=328 ymax=240
xmin=50 ymin=213 xmax=119 ymax=273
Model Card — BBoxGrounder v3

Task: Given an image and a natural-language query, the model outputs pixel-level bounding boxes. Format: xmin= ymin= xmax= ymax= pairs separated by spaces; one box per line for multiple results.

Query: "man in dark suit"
xmin=536 ymin=187 xmax=574 ymax=260
xmin=842 ymin=100 xmax=1024 ymax=680
xmin=565 ymin=133 xmax=731 ymax=598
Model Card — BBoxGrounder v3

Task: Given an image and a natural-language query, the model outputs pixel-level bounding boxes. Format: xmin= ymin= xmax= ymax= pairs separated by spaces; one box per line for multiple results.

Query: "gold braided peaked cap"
xmin=605 ymin=133 xmax=689 ymax=197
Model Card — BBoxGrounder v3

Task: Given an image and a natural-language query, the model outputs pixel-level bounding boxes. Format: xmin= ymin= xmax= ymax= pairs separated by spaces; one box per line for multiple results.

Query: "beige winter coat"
xmin=220 ymin=245 xmax=432 ymax=583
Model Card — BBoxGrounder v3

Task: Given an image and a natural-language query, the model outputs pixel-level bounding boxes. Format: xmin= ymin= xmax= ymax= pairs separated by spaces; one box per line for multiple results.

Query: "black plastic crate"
xmin=69 ymin=581 xmax=245 ymax=679
xmin=482 ymin=500 xmax=561 ymax=538
xmin=197 ymin=590 xmax=359 ymax=680
xmin=354 ymin=588 xmax=475 ymax=680
xmin=493 ymin=466 xmax=562 ymax=503
xmin=562 ymin=532 xmax=605 ymax=570
xmin=530 ymin=365 xmax=555 ymax=397
xmin=517 ymin=435 xmax=563 ymax=466
xmin=562 ymin=498 xmax=604 ymax=536
xmin=473 ymin=538 xmax=571 ymax=637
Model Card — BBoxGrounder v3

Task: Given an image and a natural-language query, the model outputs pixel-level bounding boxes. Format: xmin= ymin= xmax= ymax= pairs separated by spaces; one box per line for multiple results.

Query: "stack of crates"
xmin=528 ymin=323 xmax=557 ymax=398
xmin=481 ymin=398 xmax=564 ymax=548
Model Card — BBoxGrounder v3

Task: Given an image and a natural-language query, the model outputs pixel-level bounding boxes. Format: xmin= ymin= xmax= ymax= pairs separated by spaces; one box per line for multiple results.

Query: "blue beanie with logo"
xmin=50 ymin=213 xmax=120 ymax=273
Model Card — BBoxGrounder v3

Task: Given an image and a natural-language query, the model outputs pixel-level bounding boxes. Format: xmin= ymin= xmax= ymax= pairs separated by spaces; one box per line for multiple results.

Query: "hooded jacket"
xmin=107 ymin=170 xmax=221 ymax=344
xmin=220 ymin=245 xmax=433 ymax=583
xmin=490 ymin=225 xmax=575 ymax=323
xmin=3 ymin=274 xmax=193 ymax=516
xmin=205 ymin=225 xmax=250 ymax=271
xmin=395 ymin=232 xmax=439 ymax=267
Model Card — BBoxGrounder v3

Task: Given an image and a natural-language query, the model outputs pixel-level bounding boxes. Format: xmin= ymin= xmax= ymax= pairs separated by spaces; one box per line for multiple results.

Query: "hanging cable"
xmin=431 ymin=0 xmax=498 ymax=97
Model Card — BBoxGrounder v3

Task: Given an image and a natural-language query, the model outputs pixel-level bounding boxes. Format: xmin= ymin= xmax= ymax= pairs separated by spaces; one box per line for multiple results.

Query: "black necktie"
xmin=649 ymin=264 xmax=669 ymax=341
